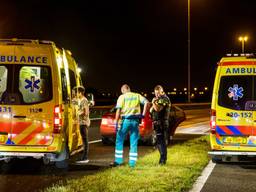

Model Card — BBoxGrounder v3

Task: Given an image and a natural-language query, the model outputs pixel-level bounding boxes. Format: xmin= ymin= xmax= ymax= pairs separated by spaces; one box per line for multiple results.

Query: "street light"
xmin=238 ymin=36 xmax=248 ymax=53
xmin=187 ymin=0 xmax=191 ymax=103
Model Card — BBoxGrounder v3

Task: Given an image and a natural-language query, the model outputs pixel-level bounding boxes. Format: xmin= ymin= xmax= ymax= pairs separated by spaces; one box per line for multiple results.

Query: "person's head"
xmin=73 ymin=86 xmax=85 ymax=98
xmin=72 ymin=89 xmax=76 ymax=99
xmin=121 ymin=84 xmax=131 ymax=94
xmin=154 ymin=85 xmax=164 ymax=98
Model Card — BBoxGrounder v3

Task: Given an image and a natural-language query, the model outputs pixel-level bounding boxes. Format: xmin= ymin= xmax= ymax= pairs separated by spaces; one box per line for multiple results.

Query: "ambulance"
xmin=209 ymin=54 xmax=256 ymax=162
xmin=0 ymin=39 xmax=84 ymax=168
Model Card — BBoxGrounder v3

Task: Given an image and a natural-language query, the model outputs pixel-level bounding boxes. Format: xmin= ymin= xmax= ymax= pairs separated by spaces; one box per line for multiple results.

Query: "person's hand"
xmin=139 ymin=114 xmax=145 ymax=119
xmin=152 ymin=98 xmax=157 ymax=104
xmin=115 ymin=122 xmax=118 ymax=132
xmin=114 ymin=120 xmax=119 ymax=132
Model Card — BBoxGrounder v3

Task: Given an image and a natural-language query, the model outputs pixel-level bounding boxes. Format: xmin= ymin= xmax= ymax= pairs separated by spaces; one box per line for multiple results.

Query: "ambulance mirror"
xmin=86 ymin=93 xmax=95 ymax=107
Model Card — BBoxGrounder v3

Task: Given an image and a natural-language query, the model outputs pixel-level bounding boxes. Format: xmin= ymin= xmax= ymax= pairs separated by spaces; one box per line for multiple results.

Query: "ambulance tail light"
xmin=210 ymin=109 xmax=216 ymax=134
xmin=54 ymin=105 xmax=62 ymax=133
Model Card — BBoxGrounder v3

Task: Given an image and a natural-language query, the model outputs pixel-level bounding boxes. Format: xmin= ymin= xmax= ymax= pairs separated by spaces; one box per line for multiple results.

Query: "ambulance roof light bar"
xmin=39 ymin=40 xmax=54 ymax=45
xmin=0 ymin=38 xmax=54 ymax=45
xmin=226 ymin=53 xmax=254 ymax=57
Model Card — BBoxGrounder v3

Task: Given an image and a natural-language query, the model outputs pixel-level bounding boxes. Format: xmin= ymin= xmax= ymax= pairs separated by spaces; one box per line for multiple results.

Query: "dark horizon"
xmin=1 ymin=1 xmax=256 ymax=93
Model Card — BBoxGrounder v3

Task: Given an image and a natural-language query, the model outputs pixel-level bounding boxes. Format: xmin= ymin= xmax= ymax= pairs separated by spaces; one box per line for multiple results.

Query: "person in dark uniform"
xmin=150 ymin=85 xmax=171 ymax=165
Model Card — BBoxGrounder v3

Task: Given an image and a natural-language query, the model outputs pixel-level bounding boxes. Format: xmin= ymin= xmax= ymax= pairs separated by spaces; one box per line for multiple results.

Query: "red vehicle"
xmin=100 ymin=104 xmax=186 ymax=145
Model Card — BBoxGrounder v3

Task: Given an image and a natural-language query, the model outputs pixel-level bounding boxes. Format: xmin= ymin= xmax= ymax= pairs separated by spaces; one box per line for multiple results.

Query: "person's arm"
xmin=142 ymin=100 xmax=148 ymax=117
xmin=139 ymin=95 xmax=149 ymax=117
xmin=115 ymin=108 xmax=121 ymax=122
xmin=114 ymin=95 xmax=123 ymax=129
xmin=163 ymin=97 xmax=171 ymax=119
xmin=152 ymin=98 xmax=163 ymax=112
xmin=79 ymin=98 xmax=89 ymax=116
xmin=84 ymin=102 xmax=89 ymax=117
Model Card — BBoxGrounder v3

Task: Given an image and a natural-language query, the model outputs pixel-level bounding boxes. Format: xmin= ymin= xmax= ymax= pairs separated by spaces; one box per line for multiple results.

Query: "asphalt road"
xmin=0 ymin=108 xmax=210 ymax=192
xmin=201 ymin=163 xmax=256 ymax=192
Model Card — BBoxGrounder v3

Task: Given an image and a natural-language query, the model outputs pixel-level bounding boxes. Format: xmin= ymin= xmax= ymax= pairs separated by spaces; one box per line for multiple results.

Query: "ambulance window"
xmin=69 ymin=69 xmax=76 ymax=89
xmin=60 ymin=69 xmax=68 ymax=103
xmin=218 ymin=75 xmax=253 ymax=110
xmin=0 ymin=66 xmax=7 ymax=100
xmin=19 ymin=66 xmax=52 ymax=104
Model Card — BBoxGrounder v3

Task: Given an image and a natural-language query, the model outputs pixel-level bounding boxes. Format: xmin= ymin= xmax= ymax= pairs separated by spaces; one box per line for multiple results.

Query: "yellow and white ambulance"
xmin=0 ymin=39 xmax=83 ymax=167
xmin=209 ymin=54 xmax=256 ymax=162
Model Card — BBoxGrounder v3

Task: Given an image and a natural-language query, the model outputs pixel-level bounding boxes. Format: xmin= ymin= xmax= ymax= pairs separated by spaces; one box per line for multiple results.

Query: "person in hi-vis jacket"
xmin=112 ymin=84 xmax=148 ymax=167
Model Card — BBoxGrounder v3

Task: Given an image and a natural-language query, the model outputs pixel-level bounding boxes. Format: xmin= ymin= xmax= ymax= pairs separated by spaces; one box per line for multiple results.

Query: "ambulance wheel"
xmin=55 ymin=160 xmax=69 ymax=169
xmin=55 ymin=143 xmax=69 ymax=169
xmin=0 ymin=161 xmax=3 ymax=171
xmin=212 ymin=156 xmax=222 ymax=164
xmin=43 ymin=156 xmax=51 ymax=165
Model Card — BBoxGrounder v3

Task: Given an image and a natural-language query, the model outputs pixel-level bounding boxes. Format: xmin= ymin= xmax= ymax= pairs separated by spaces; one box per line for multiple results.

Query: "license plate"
xmin=222 ymin=136 xmax=248 ymax=144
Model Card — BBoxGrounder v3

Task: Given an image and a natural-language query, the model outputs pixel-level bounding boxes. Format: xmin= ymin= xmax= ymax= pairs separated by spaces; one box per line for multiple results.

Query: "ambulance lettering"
xmin=0 ymin=106 xmax=11 ymax=112
xmin=29 ymin=108 xmax=43 ymax=113
xmin=0 ymin=55 xmax=48 ymax=64
xmin=226 ymin=67 xmax=256 ymax=74
xmin=227 ymin=112 xmax=252 ymax=118
xmin=228 ymin=112 xmax=240 ymax=118
xmin=241 ymin=112 xmax=252 ymax=118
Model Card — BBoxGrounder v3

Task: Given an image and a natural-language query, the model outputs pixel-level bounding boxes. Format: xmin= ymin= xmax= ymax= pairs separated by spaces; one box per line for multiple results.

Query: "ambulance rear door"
xmin=216 ymin=64 xmax=254 ymax=147
xmin=0 ymin=44 xmax=55 ymax=147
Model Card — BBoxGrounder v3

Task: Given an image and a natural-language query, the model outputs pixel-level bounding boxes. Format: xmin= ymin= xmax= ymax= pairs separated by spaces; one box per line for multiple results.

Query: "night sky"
xmin=1 ymin=0 xmax=256 ymax=93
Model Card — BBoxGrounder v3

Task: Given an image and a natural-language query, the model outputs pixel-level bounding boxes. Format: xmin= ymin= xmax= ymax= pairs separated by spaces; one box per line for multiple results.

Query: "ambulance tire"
xmin=55 ymin=143 xmax=69 ymax=169
xmin=212 ymin=156 xmax=222 ymax=164
xmin=0 ymin=161 xmax=3 ymax=171
xmin=55 ymin=160 xmax=68 ymax=169
xmin=0 ymin=160 xmax=10 ymax=172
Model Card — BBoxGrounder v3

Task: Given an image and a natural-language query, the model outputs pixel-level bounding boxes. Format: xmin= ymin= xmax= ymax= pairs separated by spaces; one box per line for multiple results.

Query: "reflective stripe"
xmin=129 ymin=152 xmax=138 ymax=156
xmin=115 ymin=154 xmax=123 ymax=158
xmin=116 ymin=92 xmax=146 ymax=117
xmin=115 ymin=150 xmax=123 ymax=154
xmin=121 ymin=114 xmax=141 ymax=119
xmin=123 ymin=107 xmax=137 ymax=110
xmin=130 ymin=157 xmax=137 ymax=161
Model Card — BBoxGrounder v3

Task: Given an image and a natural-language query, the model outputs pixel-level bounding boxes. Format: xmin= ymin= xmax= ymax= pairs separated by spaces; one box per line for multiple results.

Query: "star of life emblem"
xmin=228 ymin=84 xmax=244 ymax=101
xmin=24 ymin=76 xmax=40 ymax=92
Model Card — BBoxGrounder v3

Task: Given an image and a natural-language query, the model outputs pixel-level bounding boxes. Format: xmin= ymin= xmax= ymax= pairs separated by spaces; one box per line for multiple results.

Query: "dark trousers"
xmin=80 ymin=125 xmax=89 ymax=160
xmin=153 ymin=121 xmax=167 ymax=163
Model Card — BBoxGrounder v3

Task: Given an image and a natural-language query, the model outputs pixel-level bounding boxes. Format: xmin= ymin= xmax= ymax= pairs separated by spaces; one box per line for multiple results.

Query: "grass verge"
xmin=44 ymin=136 xmax=210 ymax=192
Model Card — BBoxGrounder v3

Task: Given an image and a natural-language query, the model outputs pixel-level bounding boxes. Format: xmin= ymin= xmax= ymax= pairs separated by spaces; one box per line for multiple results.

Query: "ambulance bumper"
xmin=0 ymin=152 xmax=57 ymax=160
xmin=208 ymin=151 xmax=256 ymax=156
